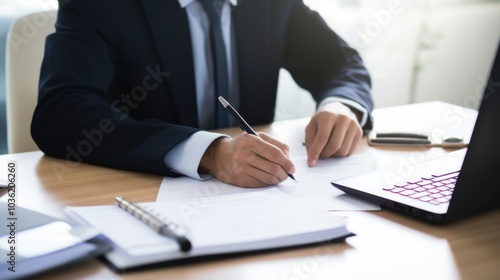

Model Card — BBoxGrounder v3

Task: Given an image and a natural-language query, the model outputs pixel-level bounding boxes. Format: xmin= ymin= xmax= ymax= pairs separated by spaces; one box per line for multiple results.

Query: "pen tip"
xmin=289 ymin=174 xmax=297 ymax=183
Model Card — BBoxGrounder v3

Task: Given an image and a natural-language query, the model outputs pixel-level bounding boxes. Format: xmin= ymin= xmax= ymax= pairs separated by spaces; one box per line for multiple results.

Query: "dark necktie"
xmin=199 ymin=0 xmax=231 ymax=128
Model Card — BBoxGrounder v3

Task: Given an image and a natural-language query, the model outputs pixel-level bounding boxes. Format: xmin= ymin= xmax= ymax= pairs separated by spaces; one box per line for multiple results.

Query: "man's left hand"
xmin=304 ymin=101 xmax=363 ymax=167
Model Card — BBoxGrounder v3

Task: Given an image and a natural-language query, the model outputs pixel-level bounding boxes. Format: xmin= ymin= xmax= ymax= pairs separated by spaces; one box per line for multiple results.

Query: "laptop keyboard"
xmin=382 ymin=170 xmax=459 ymax=205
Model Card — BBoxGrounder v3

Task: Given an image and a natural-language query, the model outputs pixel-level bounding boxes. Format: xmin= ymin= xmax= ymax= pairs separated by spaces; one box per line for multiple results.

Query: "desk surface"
xmin=1 ymin=101 xmax=499 ymax=280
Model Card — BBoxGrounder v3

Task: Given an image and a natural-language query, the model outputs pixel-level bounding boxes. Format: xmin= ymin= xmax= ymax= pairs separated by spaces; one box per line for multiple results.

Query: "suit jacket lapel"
xmin=140 ymin=0 xmax=198 ymax=127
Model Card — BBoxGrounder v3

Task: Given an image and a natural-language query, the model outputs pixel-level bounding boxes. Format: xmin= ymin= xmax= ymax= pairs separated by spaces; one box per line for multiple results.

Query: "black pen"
xmin=218 ymin=96 xmax=297 ymax=183
xmin=115 ymin=196 xmax=192 ymax=252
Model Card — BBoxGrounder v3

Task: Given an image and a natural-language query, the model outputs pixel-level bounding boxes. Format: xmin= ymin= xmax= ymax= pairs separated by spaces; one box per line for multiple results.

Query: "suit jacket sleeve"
xmin=31 ymin=2 xmax=198 ymax=176
xmin=283 ymin=0 xmax=374 ymax=129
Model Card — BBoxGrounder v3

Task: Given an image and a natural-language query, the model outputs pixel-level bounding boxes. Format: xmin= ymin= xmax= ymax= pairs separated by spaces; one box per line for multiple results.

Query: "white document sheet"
xmin=157 ymin=154 xmax=380 ymax=211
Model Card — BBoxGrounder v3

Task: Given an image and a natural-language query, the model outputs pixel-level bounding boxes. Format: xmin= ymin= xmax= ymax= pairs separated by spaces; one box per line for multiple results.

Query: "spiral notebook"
xmin=66 ymin=189 xmax=351 ymax=270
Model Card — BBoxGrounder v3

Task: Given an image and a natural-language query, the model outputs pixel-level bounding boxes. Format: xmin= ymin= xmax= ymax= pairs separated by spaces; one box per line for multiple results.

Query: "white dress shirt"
xmin=180 ymin=0 xmax=239 ymax=129
xmin=165 ymin=0 xmax=367 ymax=180
xmin=164 ymin=0 xmax=237 ymax=180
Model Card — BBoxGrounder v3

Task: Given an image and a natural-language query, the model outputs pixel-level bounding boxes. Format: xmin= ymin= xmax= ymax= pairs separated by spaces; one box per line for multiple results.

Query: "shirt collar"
xmin=178 ymin=0 xmax=238 ymax=9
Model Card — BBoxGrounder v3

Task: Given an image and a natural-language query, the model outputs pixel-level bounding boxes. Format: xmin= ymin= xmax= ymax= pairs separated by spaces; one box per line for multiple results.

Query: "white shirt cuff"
xmin=164 ymin=131 xmax=228 ymax=180
xmin=318 ymin=97 xmax=368 ymax=127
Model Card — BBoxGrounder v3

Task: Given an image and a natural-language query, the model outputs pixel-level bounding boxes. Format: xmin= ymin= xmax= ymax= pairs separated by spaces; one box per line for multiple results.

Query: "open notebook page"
xmin=66 ymin=189 xmax=350 ymax=269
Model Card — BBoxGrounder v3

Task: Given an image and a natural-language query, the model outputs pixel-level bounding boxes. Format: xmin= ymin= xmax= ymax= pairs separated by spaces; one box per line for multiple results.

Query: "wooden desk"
xmin=1 ymin=102 xmax=499 ymax=280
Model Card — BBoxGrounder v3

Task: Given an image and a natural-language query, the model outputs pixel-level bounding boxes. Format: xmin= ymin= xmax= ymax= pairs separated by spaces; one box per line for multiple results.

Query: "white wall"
xmin=1 ymin=0 xmax=499 ymax=134
xmin=275 ymin=0 xmax=500 ymax=121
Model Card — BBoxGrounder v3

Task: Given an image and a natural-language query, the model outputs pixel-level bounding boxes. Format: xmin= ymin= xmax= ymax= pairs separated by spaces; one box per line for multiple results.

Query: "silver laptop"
xmin=331 ymin=42 xmax=500 ymax=223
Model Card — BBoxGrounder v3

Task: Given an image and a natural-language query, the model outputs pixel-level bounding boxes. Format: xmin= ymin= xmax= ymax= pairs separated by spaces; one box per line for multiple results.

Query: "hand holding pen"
xmin=198 ymin=98 xmax=296 ymax=188
xmin=218 ymin=97 xmax=297 ymax=183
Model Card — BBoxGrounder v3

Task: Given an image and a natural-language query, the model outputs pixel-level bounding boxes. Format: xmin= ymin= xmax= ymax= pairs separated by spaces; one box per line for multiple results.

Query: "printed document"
xmin=157 ymin=154 xmax=380 ymax=211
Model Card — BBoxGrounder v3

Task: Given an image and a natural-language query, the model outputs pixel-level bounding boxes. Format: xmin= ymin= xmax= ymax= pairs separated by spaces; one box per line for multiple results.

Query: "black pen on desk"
xmin=115 ymin=196 xmax=192 ymax=252
xmin=218 ymin=96 xmax=297 ymax=183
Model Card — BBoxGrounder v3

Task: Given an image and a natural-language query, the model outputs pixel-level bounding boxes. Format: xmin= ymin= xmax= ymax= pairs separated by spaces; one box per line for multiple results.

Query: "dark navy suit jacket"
xmin=31 ymin=0 xmax=373 ymax=176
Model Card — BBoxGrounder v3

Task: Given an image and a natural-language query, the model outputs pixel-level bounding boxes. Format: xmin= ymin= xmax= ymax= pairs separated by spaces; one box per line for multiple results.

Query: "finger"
xmin=258 ymin=133 xmax=290 ymax=157
xmin=213 ymin=151 xmax=271 ymax=188
xmin=341 ymin=123 xmax=362 ymax=156
xmin=246 ymin=154 xmax=289 ymax=184
xmin=207 ymin=135 xmax=286 ymax=188
xmin=320 ymin=117 xmax=349 ymax=158
xmin=346 ymin=129 xmax=362 ymax=155
xmin=222 ymin=151 xmax=289 ymax=188
xmin=229 ymin=171 xmax=276 ymax=188
xmin=251 ymin=135 xmax=295 ymax=175
xmin=305 ymin=115 xmax=334 ymax=166
xmin=324 ymin=116 xmax=364 ymax=157
xmin=220 ymin=171 xmax=270 ymax=188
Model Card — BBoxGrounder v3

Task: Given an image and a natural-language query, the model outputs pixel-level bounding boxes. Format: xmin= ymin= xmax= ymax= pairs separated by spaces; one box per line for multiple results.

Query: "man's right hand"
xmin=199 ymin=133 xmax=295 ymax=188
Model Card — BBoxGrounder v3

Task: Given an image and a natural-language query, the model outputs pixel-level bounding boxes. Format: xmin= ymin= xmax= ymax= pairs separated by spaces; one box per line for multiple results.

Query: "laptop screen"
xmin=447 ymin=41 xmax=500 ymax=220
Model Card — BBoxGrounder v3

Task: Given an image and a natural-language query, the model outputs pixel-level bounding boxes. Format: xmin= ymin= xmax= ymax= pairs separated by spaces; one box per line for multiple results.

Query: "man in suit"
xmin=31 ymin=0 xmax=374 ymax=187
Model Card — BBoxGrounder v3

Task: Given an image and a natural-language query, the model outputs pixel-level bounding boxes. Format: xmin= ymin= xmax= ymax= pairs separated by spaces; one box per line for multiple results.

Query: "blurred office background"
xmin=1 ymin=0 xmax=500 ymax=154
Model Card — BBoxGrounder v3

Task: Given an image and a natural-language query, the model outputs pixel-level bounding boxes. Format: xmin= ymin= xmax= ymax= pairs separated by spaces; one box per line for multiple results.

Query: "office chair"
xmin=6 ymin=10 xmax=57 ymax=153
